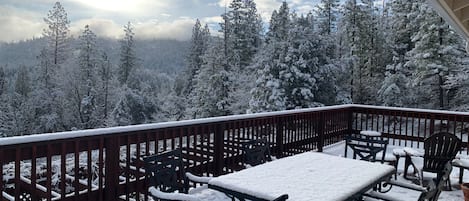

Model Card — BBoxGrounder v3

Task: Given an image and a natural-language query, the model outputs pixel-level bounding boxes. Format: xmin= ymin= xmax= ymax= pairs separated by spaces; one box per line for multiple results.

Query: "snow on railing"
xmin=0 ymin=104 xmax=352 ymax=146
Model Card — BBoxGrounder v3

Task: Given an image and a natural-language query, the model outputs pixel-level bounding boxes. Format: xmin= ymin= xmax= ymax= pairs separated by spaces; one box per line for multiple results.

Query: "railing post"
xmin=213 ymin=123 xmax=224 ymax=176
xmin=429 ymin=116 xmax=435 ymax=136
xmin=318 ymin=112 xmax=325 ymax=152
xmin=276 ymin=117 xmax=284 ymax=158
xmin=348 ymin=107 xmax=354 ymax=135
xmin=105 ymin=137 xmax=120 ymax=200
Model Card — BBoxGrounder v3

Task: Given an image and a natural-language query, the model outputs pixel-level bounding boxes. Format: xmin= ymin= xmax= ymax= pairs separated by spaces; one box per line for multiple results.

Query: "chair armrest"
xmin=186 ymin=172 xmax=212 ymax=184
xmin=149 ymin=186 xmax=202 ymax=201
xmin=272 ymin=194 xmax=288 ymax=201
xmin=403 ymin=147 xmax=424 ymax=157
xmin=386 ymin=180 xmax=427 ymax=192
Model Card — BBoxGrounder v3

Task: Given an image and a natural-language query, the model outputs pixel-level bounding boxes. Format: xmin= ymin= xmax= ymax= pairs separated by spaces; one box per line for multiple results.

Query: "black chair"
xmin=403 ymin=132 xmax=461 ymax=187
xmin=143 ymin=149 xmax=211 ymax=201
xmin=344 ymin=134 xmax=389 ymax=163
xmin=365 ymin=161 xmax=453 ymax=201
xmin=241 ymin=138 xmax=272 ymax=167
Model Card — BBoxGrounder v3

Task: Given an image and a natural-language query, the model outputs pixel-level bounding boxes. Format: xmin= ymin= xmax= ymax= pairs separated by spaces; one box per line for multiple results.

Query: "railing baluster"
xmin=14 ymin=147 xmax=20 ymax=200
xmin=46 ymin=144 xmax=52 ymax=201
xmin=32 ymin=146 xmax=37 ymax=200
xmin=60 ymin=143 xmax=66 ymax=199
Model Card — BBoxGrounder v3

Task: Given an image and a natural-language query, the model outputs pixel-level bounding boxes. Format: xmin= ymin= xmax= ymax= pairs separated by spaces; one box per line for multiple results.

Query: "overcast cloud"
xmin=0 ymin=0 xmax=320 ymax=42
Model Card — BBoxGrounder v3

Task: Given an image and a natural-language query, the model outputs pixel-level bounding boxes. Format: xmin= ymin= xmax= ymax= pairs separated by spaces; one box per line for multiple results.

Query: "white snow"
xmin=149 ymin=186 xmax=201 ymax=201
xmin=360 ymin=130 xmax=381 ymax=137
xmin=208 ymin=152 xmax=395 ymax=201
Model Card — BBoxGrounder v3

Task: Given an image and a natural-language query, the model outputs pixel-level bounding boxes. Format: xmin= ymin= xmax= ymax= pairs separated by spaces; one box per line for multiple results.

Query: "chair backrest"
xmin=422 ymin=132 xmax=461 ymax=174
xmin=418 ymin=161 xmax=452 ymax=201
xmin=242 ymin=138 xmax=272 ymax=166
xmin=143 ymin=149 xmax=189 ymax=194
xmin=344 ymin=134 xmax=388 ymax=162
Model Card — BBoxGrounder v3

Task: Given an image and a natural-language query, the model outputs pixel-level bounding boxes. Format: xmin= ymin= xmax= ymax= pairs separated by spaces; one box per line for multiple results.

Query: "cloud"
xmin=71 ymin=18 xmax=196 ymax=41
xmin=70 ymin=18 xmax=122 ymax=39
xmin=0 ymin=5 xmax=44 ymax=42
xmin=134 ymin=18 xmax=195 ymax=41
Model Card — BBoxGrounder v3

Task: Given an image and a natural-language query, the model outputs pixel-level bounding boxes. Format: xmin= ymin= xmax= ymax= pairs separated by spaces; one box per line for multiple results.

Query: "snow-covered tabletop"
xmin=209 ymin=152 xmax=395 ymax=201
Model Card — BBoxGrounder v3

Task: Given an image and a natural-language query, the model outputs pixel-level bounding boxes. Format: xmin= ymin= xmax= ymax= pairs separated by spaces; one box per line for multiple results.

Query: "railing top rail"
xmin=3 ymin=104 xmax=469 ymax=147
xmin=351 ymin=104 xmax=469 ymax=116
xmin=0 ymin=104 xmax=352 ymax=146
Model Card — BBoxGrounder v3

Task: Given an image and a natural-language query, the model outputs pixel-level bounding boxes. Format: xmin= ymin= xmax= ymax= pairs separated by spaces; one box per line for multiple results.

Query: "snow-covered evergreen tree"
xmin=250 ymin=2 xmax=290 ymax=112
xmin=118 ymin=22 xmax=137 ymax=86
xmin=43 ymin=1 xmax=70 ymax=66
xmin=405 ymin=2 xmax=466 ymax=109
xmin=190 ymin=39 xmax=231 ymax=118
xmin=184 ymin=20 xmax=210 ymax=118
xmin=219 ymin=0 xmax=264 ymax=114
xmin=341 ymin=0 xmax=384 ymax=104
xmin=96 ymin=52 xmax=114 ymax=123
xmin=221 ymin=0 xmax=263 ymax=71
xmin=378 ymin=0 xmax=416 ymax=107
xmin=280 ymin=13 xmax=322 ymax=109
xmin=74 ymin=25 xmax=99 ymax=128
xmin=109 ymin=86 xmax=155 ymax=126
xmin=14 ymin=65 xmax=31 ymax=97
xmin=0 ymin=66 xmax=5 ymax=96
xmin=316 ymin=0 xmax=340 ymax=36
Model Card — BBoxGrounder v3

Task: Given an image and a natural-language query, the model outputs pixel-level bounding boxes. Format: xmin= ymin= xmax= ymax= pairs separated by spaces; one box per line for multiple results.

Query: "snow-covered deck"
xmin=2 ymin=104 xmax=469 ymax=200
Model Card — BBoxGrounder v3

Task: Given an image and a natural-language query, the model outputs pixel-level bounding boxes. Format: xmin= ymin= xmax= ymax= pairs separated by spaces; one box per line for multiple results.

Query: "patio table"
xmin=208 ymin=152 xmax=395 ymax=201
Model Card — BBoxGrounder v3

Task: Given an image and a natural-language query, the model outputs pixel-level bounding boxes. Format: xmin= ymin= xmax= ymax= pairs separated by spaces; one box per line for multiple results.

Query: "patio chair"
xmin=344 ymin=134 xmax=389 ymax=163
xmin=242 ymin=138 xmax=272 ymax=167
xmin=365 ymin=161 xmax=452 ymax=201
xmin=143 ymin=149 xmax=212 ymax=201
xmin=403 ymin=132 xmax=461 ymax=188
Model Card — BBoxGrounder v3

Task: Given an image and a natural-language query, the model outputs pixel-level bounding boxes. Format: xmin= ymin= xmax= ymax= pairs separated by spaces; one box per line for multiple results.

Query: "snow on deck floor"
xmin=146 ymin=141 xmax=467 ymax=201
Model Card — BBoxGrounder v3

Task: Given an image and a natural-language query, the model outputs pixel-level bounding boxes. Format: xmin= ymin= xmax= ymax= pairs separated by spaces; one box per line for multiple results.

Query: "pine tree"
xmin=75 ymin=25 xmax=99 ymax=128
xmin=250 ymin=2 xmax=290 ymax=112
xmin=190 ymin=39 xmax=231 ymax=118
xmin=283 ymin=14 xmax=324 ymax=109
xmin=97 ymin=52 xmax=113 ymax=121
xmin=405 ymin=2 xmax=466 ymax=109
xmin=378 ymin=0 xmax=416 ymax=107
xmin=0 ymin=66 xmax=5 ymax=96
xmin=43 ymin=1 xmax=70 ymax=66
xmin=184 ymin=20 xmax=210 ymax=118
xmin=15 ymin=65 xmax=31 ymax=97
xmin=118 ymin=22 xmax=137 ymax=86
xmin=341 ymin=0 xmax=383 ymax=104
xmin=316 ymin=0 xmax=340 ymax=35
xmin=221 ymin=0 xmax=263 ymax=71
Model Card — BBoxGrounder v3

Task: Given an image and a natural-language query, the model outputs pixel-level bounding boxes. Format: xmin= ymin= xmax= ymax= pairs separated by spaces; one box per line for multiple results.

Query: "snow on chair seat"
xmin=360 ymin=130 xmax=382 ymax=137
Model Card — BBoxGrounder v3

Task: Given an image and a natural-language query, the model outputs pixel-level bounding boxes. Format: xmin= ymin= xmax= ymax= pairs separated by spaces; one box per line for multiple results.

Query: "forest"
xmin=0 ymin=0 xmax=468 ymax=137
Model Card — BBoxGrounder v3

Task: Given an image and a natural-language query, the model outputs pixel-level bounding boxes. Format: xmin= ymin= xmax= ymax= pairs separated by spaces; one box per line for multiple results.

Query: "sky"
xmin=0 ymin=0 xmax=322 ymax=42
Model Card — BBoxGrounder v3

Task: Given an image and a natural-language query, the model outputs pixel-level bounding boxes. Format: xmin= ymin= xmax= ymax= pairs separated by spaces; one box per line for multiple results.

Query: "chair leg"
xmin=447 ymin=177 xmax=452 ymax=191
xmin=394 ymin=155 xmax=400 ymax=180
xmin=460 ymin=167 xmax=464 ymax=184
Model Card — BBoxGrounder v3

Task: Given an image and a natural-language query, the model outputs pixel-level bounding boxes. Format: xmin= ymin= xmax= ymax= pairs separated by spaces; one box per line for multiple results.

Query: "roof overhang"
xmin=427 ymin=0 xmax=469 ymax=41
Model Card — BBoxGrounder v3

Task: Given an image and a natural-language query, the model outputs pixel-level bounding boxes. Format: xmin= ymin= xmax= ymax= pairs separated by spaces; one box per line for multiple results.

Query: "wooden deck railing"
xmin=1 ymin=104 xmax=468 ymax=200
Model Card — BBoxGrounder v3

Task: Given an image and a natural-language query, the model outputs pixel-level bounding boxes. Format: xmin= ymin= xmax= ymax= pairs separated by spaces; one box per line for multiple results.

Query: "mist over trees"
xmin=0 ymin=0 xmax=468 ymax=137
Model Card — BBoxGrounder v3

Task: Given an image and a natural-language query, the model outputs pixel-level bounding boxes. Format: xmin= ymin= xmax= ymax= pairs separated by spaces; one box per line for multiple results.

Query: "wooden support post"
xmin=105 ymin=137 xmax=120 ymax=200
xmin=213 ymin=124 xmax=225 ymax=176
xmin=276 ymin=117 xmax=284 ymax=158
xmin=318 ymin=113 xmax=325 ymax=152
